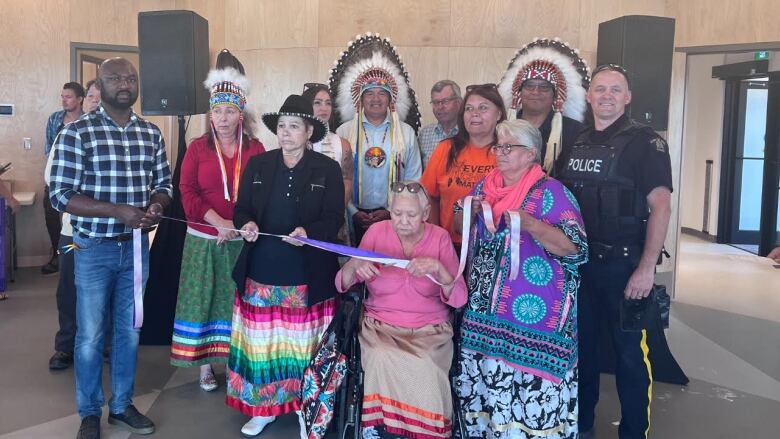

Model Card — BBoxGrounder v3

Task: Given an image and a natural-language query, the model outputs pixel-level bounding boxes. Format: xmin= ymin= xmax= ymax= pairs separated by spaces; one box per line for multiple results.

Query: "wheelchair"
xmin=332 ymin=285 xmax=468 ymax=439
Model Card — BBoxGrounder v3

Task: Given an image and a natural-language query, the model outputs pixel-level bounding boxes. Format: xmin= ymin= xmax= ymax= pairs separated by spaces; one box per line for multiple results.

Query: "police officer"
xmin=557 ymin=64 xmax=673 ymax=439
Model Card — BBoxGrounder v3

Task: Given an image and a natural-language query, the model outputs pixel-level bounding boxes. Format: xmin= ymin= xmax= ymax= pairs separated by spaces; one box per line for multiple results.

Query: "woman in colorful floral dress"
xmin=228 ymin=95 xmax=344 ymax=438
xmin=455 ymin=119 xmax=588 ymax=438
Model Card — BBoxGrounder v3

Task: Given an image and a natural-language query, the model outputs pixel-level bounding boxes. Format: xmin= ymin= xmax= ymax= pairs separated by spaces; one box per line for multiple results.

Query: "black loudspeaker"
xmin=138 ymin=10 xmax=209 ymax=116
xmin=597 ymin=15 xmax=675 ymax=131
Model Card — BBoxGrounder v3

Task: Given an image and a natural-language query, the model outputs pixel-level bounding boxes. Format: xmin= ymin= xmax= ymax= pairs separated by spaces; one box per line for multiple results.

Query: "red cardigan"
xmin=179 ymin=134 xmax=265 ymax=236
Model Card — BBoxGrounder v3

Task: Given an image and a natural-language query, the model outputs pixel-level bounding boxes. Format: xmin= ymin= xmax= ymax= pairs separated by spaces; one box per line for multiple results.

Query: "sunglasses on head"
xmin=592 ymin=63 xmax=631 ymax=84
xmin=303 ymin=82 xmax=328 ymax=93
xmin=390 ymin=181 xmax=428 ymax=196
xmin=465 ymin=83 xmax=498 ymax=93
xmin=593 ymin=63 xmax=627 ymax=75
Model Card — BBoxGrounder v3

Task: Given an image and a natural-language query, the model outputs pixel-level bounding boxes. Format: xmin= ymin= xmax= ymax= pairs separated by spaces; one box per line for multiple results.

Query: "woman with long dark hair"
xmin=301 ymin=83 xmax=353 ymax=207
xmin=420 ymin=84 xmax=507 ymax=248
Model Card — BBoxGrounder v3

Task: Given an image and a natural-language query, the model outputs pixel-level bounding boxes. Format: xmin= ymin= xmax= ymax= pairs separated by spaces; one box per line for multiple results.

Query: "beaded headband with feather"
xmin=203 ymin=67 xmax=250 ymax=111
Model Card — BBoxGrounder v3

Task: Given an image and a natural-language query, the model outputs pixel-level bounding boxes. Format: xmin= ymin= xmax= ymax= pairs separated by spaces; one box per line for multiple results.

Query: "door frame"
xmin=713 ymin=60 xmax=771 ymax=249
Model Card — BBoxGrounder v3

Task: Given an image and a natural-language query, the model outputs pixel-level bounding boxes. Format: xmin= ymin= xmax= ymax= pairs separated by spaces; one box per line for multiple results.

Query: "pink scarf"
xmin=482 ymin=164 xmax=545 ymax=225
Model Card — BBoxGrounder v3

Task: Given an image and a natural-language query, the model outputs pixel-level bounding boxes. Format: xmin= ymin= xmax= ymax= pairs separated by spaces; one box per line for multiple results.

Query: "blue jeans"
xmin=73 ymin=233 xmax=149 ymax=418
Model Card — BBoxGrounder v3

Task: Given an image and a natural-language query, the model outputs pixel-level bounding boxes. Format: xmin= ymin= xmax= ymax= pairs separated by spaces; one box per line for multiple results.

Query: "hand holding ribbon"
xmin=239 ymin=221 xmax=259 ymax=242
xmin=283 ymin=227 xmax=307 ymax=246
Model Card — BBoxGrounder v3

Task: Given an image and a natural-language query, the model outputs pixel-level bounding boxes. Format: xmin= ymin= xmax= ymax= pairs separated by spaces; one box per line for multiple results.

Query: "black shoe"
xmin=108 ymin=405 xmax=155 ymax=435
xmin=77 ymin=415 xmax=100 ymax=439
xmin=49 ymin=351 xmax=73 ymax=370
xmin=41 ymin=257 xmax=59 ymax=275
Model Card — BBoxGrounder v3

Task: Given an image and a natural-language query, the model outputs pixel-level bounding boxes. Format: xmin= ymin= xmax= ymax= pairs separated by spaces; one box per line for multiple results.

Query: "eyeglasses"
xmin=391 ymin=181 xmax=428 ymax=197
xmin=491 ymin=144 xmax=528 ymax=155
xmin=464 ymin=103 xmax=495 ymax=114
xmin=303 ymin=82 xmax=328 ymax=92
xmin=103 ymin=75 xmax=138 ymax=85
xmin=521 ymin=82 xmax=554 ymax=93
xmin=430 ymin=96 xmax=459 ymax=107
xmin=465 ymin=83 xmax=497 ymax=93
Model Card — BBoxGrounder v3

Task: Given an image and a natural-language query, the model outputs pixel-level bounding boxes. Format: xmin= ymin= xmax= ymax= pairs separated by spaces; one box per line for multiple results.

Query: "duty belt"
xmin=589 ymin=241 xmax=642 ymax=262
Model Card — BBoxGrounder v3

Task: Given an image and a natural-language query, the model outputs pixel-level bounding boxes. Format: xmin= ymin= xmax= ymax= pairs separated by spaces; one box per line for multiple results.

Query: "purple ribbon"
xmin=133 ymin=228 xmax=143 ymax=329
xmin=291 ymin=237 xmax=408 ymax=266
xmin=508 ymin=210 xmax=521 ymax=281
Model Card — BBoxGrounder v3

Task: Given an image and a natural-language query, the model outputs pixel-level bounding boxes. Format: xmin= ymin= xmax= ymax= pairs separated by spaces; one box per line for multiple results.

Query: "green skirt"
xmin=170 ymin=232 xmax=243 ymax=367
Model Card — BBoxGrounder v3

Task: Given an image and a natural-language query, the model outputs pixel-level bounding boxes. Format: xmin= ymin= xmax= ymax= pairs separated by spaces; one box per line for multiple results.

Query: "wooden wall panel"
xmin=318 ymin=0 xmax=451 ymax=47
xmin=667 ymin=0 xmax=780 ymax=47
xmin=69 ymin=0 xmax=177 ymax=46
xmin=225 ymin=0 xmax=318 ymax=50
xmin=447 ymin=47 xmax=517 ymax=90
xmin=395 ymin=47 xmax=450 ymax=124
xmin=0 ymin=0 xmax=71 ymax=263
xmin=316 ymin=46 xmax=346 ymax=83
xmin=236 ymin=48 xmax=320 ymax=149
xmin=451 ymin=0 xmax=580 ymax=48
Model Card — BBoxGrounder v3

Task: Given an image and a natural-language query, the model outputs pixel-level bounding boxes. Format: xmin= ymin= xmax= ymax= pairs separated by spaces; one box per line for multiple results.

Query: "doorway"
xmin=715 ymin=62 xmax=780 ymax=255
xmin=729 ymin=78 xmax=767 ymax=251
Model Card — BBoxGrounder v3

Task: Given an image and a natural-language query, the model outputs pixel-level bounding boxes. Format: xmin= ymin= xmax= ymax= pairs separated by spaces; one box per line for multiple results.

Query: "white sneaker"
xmin=297 ymin=410 xmax=307 ymax=439
xmin=240 ymin=416 xmax=276 ymax=437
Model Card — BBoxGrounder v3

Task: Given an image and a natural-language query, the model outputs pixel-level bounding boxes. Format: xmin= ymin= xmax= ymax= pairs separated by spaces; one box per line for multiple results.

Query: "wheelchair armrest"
xmin=344 ymin=283 xmax=367 ymax=306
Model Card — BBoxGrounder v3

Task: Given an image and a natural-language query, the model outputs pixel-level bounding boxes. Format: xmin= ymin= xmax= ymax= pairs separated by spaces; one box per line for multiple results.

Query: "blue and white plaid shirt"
xmin=45 ymin=110 xmax=66 ymax=157
xmin=48 ymin=107 xmax=173 ymax=238
xmin=417 ymin=122 xmax=458 ymax=168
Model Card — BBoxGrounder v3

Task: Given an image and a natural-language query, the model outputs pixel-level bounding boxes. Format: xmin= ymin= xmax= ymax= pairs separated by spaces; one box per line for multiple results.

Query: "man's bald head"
xmin=97 ymin=57 xmax=139 ymax=110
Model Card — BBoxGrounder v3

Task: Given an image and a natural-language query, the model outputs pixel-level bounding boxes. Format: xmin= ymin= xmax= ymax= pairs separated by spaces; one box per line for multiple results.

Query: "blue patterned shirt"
xmin=45 ymin=110 xmax=66 ymax=156
xmin=48 ymin=107 xmax=173 ymax=238
xmin=336 ymin=113 xmax=422 ymax=210
xmin=417 ymin=122 xmax=458 ymax=168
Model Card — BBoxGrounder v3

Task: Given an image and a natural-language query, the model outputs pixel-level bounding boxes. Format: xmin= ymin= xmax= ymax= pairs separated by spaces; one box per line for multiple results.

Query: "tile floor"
xmin=0 ymin=234 xmax=778 ymax=438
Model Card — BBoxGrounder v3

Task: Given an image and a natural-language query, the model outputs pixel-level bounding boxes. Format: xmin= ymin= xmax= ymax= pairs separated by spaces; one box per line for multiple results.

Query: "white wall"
xmin=680 ymin=53 xmax=726 ymax=234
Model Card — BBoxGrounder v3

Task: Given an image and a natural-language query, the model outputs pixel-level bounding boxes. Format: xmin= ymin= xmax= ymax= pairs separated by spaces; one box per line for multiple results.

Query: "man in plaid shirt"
xmin=48 ymin=58 xmax=172 ymax=439
xmin=417 ymin=80 xmax=461 ymax=168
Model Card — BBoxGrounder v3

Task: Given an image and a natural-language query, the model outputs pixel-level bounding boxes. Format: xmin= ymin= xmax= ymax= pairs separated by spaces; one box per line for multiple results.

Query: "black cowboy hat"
xmin=261 ymin=94 xmax=328 ymax=143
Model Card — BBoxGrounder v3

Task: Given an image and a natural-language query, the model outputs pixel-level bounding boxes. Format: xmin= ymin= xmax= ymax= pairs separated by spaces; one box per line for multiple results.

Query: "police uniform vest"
xmin=558 ymin=120 xmax=656 ymax=247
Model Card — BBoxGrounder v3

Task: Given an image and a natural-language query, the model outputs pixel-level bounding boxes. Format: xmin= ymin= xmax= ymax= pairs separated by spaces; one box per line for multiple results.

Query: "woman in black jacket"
xmin=226 ymin=94 xmax=344 ymax=438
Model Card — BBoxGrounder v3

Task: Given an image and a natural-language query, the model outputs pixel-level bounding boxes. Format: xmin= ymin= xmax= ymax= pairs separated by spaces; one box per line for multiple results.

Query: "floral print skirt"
xmin=456 ymin=350 xmax=578 ymax=438
xmin=225 ymin=279 xmax=335 ymax=417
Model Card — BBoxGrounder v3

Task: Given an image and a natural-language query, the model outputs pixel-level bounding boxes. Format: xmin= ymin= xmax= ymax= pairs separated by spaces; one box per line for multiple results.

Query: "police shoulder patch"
xmin=650 ymin=136 xmax=667 ymax=153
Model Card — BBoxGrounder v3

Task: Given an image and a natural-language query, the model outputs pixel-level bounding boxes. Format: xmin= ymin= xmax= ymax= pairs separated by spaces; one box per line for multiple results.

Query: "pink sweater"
xmin=335 ymin=221 xmax=467 ymax=328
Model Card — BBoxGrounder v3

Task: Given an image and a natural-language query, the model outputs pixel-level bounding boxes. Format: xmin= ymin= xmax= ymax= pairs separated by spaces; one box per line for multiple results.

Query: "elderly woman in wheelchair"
xmin=336 ymin=181 xmax=467 ymax=439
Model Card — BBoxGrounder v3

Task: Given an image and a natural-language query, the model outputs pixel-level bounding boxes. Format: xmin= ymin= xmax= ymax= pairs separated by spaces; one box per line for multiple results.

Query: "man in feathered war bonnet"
xmin=332 ymin=33 xmax=423 ymax=244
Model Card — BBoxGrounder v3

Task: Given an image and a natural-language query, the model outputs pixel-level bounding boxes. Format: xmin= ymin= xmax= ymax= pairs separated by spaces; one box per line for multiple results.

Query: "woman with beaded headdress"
xmin=169 ymin=50 xmax=265 ymax=392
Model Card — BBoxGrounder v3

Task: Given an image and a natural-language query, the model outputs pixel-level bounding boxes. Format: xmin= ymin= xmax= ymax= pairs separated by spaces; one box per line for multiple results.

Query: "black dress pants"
xmin=578 ymin=257 xmax=653 ymax=439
